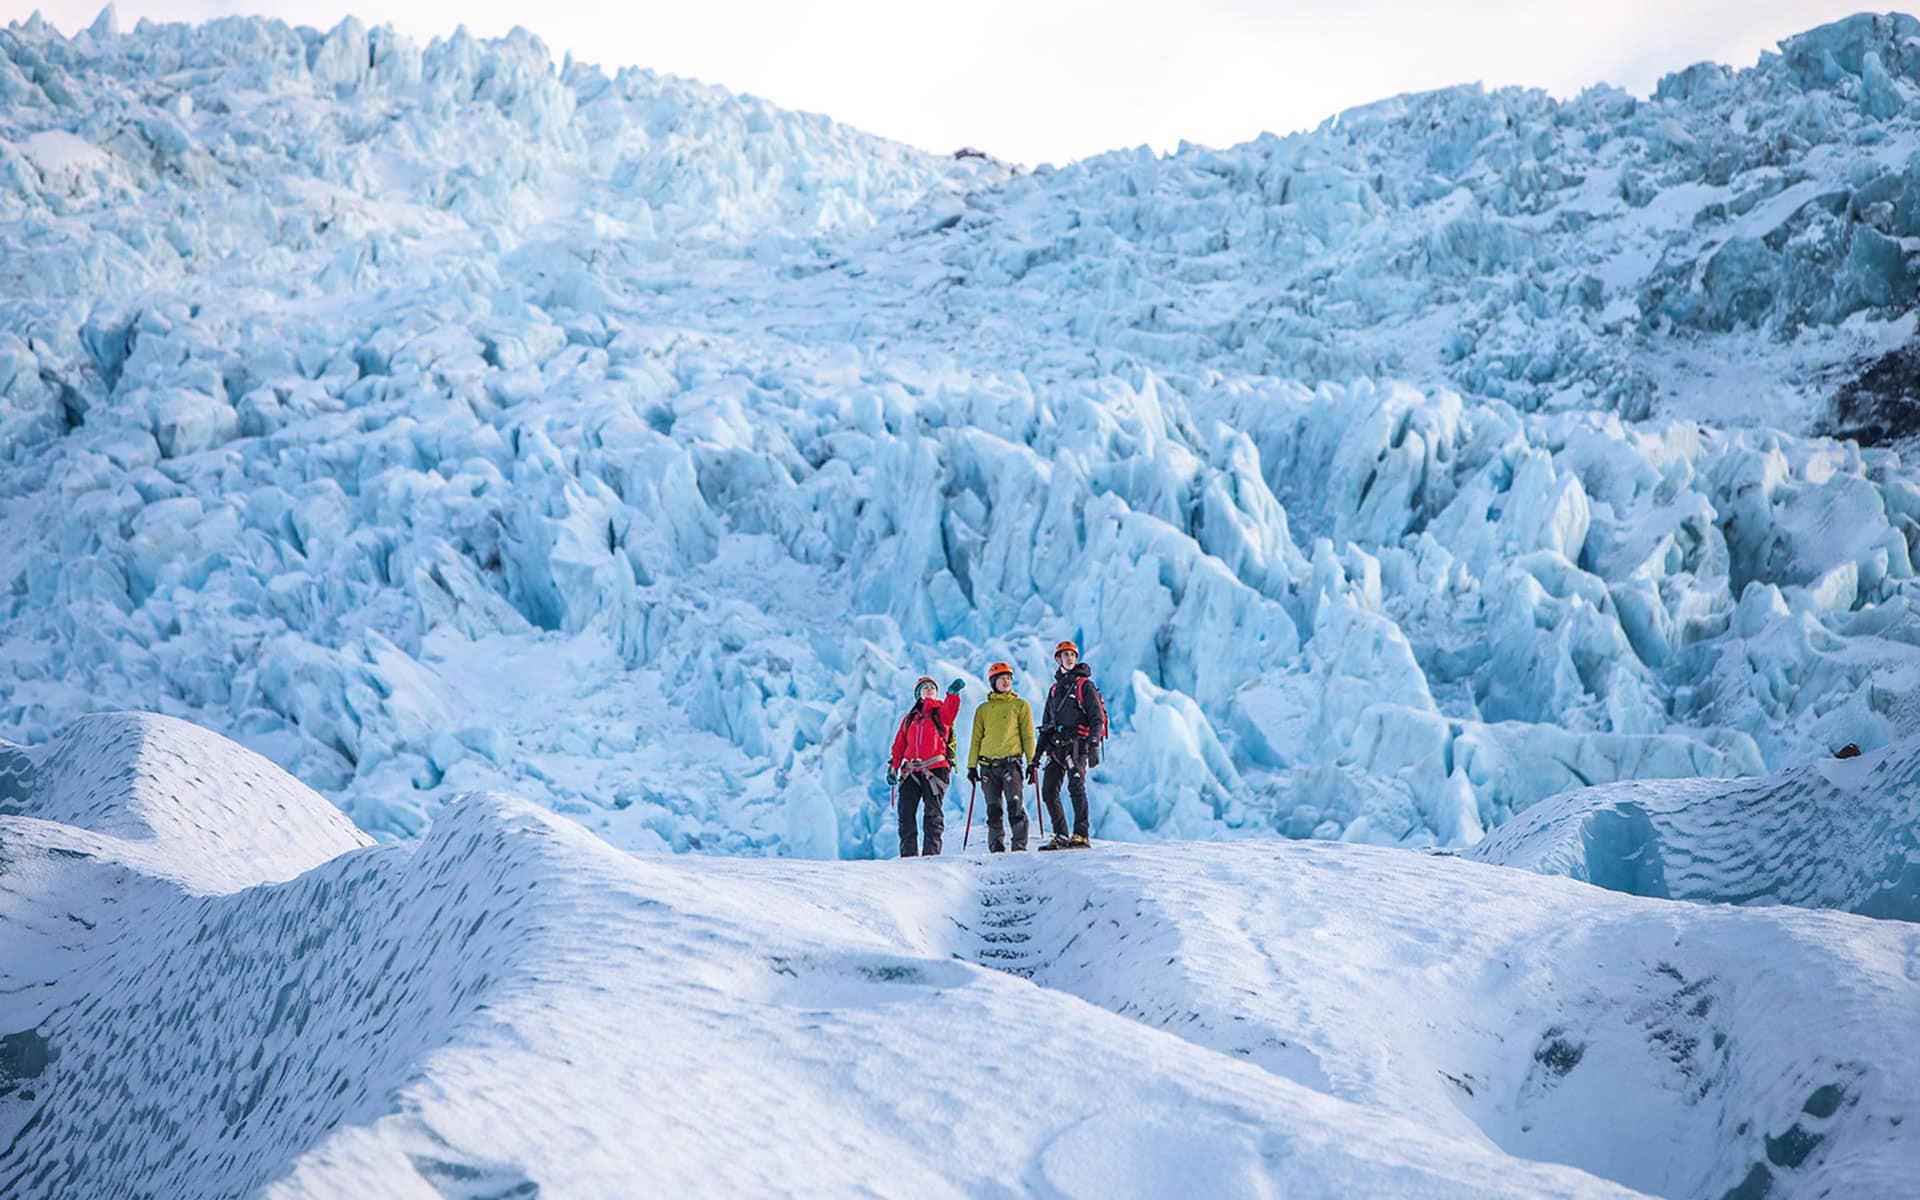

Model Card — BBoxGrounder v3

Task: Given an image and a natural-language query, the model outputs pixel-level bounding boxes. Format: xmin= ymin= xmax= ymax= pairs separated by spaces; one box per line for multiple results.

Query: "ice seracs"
xmin=4 ymin=12 xmax=1920 ymax=853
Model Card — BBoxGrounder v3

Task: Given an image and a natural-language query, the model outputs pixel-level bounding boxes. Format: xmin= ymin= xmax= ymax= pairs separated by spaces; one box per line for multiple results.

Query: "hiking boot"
xmin=1037 ymin=833 xmax=1073 ymax=852
xmin=1067 ymin=834 xmax=1091 ymax=849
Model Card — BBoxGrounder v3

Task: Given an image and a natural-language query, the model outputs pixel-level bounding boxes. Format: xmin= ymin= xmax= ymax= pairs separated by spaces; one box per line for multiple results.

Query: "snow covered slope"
xmin=1469 ymin=733 xmax=1920 ymax=920
xmin=3 ymin=714 xmax=1915 ymax=1198
xmin=5 ymin=12 xmax=1920 ymax=853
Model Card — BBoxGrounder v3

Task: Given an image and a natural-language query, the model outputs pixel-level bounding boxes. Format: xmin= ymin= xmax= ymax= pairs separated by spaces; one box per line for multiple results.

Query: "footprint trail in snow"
xmin=966 ymin=864 xmax=1050 ymax=980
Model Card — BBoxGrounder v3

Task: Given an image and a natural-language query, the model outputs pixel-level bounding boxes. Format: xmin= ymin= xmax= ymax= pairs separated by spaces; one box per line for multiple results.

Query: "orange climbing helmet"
xmin=1053 ymin=640 xmax=1079 ymax=659
xmin=987 ymin=661 xmax=1014 ymax=683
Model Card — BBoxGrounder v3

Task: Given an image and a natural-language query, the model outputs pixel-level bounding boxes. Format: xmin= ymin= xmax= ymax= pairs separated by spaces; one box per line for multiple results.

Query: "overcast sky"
xmin=25 ymin=1 xmax=1884 ymax=164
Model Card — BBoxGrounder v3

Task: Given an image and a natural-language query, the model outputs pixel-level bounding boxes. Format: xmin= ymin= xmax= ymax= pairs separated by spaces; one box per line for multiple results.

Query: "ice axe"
xmin=962 ymin=778 xmax=978 ymax=850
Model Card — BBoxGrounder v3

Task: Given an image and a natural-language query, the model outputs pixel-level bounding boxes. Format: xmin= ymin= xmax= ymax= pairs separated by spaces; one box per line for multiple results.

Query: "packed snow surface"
xmin=6 ymin=12 xmax=1920 ymax=853
xmin=3 ymin=714 xmax=1917 ymax=1198
xmin=1470 ymin=732 xmax=1920 ymax=920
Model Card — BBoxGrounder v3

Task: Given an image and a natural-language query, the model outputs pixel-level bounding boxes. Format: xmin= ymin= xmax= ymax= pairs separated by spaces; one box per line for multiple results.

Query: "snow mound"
xmin=972 ymin=843 xmax=1920 ymax=1200
xmin=2 ymin=717 xmax=1917 ymax=1198
xmin=0 ymin=711 xmax=368 ymax=889
xmin=1468 ymin=736 xmax=1920 ymax=920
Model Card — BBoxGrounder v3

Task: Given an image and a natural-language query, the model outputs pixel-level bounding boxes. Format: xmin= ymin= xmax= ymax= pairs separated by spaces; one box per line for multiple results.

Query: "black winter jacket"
xmin=1041 ymin=663 xmax=1106 ymax=743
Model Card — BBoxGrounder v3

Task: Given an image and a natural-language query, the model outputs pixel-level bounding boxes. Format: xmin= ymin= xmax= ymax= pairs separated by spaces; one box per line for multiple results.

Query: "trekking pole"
xmin=962 ymin=779 xmax=977 ymax=850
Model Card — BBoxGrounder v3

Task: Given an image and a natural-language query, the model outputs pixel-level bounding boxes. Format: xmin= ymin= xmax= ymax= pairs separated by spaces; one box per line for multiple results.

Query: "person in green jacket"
xmin=966 ymin=661 xmax=1037 ymax=853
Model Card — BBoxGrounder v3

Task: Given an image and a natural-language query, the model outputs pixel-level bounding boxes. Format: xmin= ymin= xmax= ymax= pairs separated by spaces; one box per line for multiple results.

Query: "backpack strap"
xmin=906 ymin=703 xmax=953 ymax=743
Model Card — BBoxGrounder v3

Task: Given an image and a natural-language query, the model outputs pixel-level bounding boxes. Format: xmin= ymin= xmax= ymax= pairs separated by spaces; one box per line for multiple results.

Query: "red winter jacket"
xmin=890 ymin=693 xmax=960 ymax=772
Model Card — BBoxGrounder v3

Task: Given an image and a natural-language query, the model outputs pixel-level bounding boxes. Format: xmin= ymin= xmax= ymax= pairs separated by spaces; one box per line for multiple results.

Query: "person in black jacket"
xmin=1032 ymin=640 xmax=1106 ymax=850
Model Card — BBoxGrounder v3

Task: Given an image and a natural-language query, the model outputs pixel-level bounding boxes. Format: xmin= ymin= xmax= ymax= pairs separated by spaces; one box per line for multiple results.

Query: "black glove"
xmin=1026 ymin=762 xmax=1039 ymax=787
xmin=947 ymin=678 xmax=965 ymax=694
xmin=966 ymin=766 xmax=979 ymax=784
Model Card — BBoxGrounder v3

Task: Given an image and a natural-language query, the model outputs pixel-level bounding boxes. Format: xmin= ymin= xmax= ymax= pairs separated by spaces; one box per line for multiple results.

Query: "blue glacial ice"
xmin=4 ymin=12 xmax=1920 ymax=855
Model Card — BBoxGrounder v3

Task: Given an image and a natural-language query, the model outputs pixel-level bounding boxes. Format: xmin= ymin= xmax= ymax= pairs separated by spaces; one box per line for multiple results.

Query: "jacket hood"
xmin=986 ymin=688 xmax=1024 ymax=701
xmin=1055 ymin=662 xmax=1092 ymax=679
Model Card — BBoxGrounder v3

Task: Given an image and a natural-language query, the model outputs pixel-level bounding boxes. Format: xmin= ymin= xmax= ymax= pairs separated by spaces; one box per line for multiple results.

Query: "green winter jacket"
xmin=968 ymin=691 xmax=1036 ymax=768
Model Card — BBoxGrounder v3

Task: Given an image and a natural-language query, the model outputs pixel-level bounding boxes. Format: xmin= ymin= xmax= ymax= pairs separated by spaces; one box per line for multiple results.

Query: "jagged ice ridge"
xmin=4 ymin=13 xmax=1920 ymax=854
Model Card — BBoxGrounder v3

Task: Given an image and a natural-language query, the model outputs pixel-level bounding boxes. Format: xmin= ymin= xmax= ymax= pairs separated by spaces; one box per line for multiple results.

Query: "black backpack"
xmin=1048 ymin=675 xmax=1110 ymax=767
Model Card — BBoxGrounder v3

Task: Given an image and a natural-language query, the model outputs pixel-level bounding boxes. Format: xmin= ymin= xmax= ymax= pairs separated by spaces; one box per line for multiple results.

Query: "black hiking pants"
xmin=979 ymin=758 xmax=1029 ymax=852
xmin=898 ymin=767 xmax=949 ymax=857
xmin=1041 ymin=740 xmax=1090 ymax=839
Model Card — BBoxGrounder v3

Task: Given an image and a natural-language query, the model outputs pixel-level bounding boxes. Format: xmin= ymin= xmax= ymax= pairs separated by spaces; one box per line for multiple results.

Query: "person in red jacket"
xmin=888 ymin=675 xmax=965 ymax=857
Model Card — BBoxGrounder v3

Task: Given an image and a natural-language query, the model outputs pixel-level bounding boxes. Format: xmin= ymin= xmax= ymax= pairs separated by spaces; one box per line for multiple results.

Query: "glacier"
xmin=5 ymin=12 xmax=1920 ymax=1195
xmin=5 ymin=10 xmax=1920 ymax=859
xmin=3 ymin=712 xmax=1916 ymax=1199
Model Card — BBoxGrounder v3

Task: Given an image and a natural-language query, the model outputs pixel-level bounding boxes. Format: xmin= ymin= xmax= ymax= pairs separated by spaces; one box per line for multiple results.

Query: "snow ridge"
xmin=4 ymin=714 xmax=1915 ymax=1198
xmin=1469 ymin=733 xmax=1920 ymax=920
xmin=0 ymin=711 xmax=368 ymax=890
